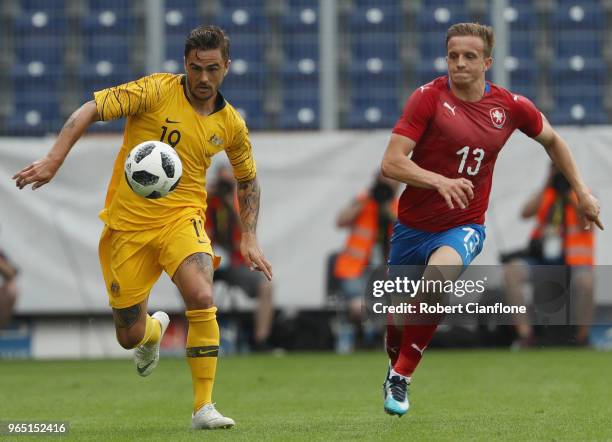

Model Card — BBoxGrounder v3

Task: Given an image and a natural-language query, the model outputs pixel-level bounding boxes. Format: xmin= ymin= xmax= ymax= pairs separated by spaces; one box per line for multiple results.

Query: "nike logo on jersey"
xmin=165 ymin=118 xmax=180 ymax=124
xmin=443 ymin=102 xmax=457 ymax=116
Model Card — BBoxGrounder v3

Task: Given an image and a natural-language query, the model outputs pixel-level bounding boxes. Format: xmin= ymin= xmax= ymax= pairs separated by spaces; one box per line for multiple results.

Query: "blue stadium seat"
xmin=348 ymin=4 xmax=402 ymax=33
xmin=13 ymin=11 xmax=66 ymax=34
xmin=349 ymin=58 xmax=400 ymax=92
xmin=222 ymin=95 xmax=265 ymax=130
xmin=553 ymin=32 xmax=603 ymax=58
xmin=213 ymin=7 xmax=267 ymax=33
xmin=348 ymin=96 xmax=400 ymax=129
xmin=20 ymin=0 xmax=66 ymax=11
xmin=164 ymin=4 xmax=201 ymax=34
xmin=7 ymin=91 xmax=61 ymax=135
xmin=414 ymin=57 xmax=448 ymax=85
xmin=419 ymin=0 xmax=466 ymax=7
xmin=281 ymin=58 xmax=318 ymax=81
xmin=14 ymin=36 xmax=64 ymax=65
xmin=351 ymin=34 xmax=398 ymax=61
xmin=280 ymin=98 xmax=319 ymax=130
xmin=504 ymin=4 xmax=538 ymax=31
xmin=283 ymin=35 xmax=317 ymax=62
xmin=81 ymin=4 xmax=134 ymax=35
xmin=510 ymin=35 xmax=535 ymax=59
xmin=552 ymin=2 xmax=605 ymax=31
xmin=550 ymin=58 xmax=605 ymax=89
xmin=78 ymin=68 xmax=134 ymax=96
xmin=231 ymin=38 xmax=265 ymax=63
xmin=222 ymin=61 xmax=266 ymax=94
xmin=10 ymin=63 xmax=63 ymax=93
xmin=285 ymin=0 xmax=318 ymax=7
xmin=280 ymin=5 xmax=318 ymax=33
xmin=219 ymin=0 xmax=265 ymax=7
xmin=353 ymin=0 xmax=404 ymax=7
xmin=84 ymin=36 xmax=131 ymax=64
xmin=549 ymin=93 xmax=607 ymax=125
xmin=418 ymin=31 xmax=450 ymax=59
xmin=416 ymin=6 xmax=469 ymax=33
xmin=506 ymin=57 xmax=538 ymax=100
xmin=87 ymin=0 xmax=128 ymax=10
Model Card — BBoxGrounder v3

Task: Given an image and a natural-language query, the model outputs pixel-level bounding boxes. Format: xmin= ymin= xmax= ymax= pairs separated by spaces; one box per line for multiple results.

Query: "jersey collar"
xmin=446 ymin=77 xmax=491 ymax=94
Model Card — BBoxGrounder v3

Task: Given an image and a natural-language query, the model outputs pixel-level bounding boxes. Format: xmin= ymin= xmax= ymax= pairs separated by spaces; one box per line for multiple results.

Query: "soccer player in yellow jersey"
xmin=12 ymin=26 xmax=272 ymax=430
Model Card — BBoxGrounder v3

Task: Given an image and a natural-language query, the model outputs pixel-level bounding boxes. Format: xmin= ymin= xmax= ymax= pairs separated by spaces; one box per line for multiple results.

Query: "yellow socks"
xmin=137 ymin=314 xmax=162 ymax=347
xmin=186 ymin=307 xmax=220 ymax=412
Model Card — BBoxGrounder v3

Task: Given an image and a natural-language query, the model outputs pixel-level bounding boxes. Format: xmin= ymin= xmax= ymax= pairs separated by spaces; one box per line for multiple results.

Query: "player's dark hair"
xmin=184 ymin=25 xmax=230 ymax=61
xmin=446 ymin=23 xmax=495 ymax=58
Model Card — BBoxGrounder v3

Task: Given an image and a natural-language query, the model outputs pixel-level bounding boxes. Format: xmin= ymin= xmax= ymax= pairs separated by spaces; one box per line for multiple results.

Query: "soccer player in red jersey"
xmin=379 ymin=23 xmax=603 ymax=416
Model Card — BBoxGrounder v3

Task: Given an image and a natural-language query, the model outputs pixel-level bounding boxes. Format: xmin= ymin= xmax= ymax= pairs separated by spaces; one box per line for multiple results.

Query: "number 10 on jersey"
xmin=456 ymin=146 xmax=484 ymax=176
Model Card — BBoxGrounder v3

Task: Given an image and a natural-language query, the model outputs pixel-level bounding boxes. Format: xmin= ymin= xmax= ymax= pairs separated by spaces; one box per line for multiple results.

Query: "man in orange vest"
xmin=503 ymin=164 xmax=595 ymax=346
xmin=333 ymin=172 xmax=399 ymax=344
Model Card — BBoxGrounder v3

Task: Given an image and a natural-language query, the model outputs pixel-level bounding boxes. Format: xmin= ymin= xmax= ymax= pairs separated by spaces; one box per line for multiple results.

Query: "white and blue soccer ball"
xmin=124 ymin=141 xmax=182 ymax=199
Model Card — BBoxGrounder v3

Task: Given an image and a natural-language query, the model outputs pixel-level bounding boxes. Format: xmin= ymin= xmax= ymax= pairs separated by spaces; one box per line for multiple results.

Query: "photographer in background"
xmin=206 ymin=166 xmax=274 ymax=351
xmin=503 ymin=164 xmax=595 ymax=347
xmin=332 ymin=172 xmax=399 ymax=351
xmin=0 ymin=248 xmax=19 ymax=328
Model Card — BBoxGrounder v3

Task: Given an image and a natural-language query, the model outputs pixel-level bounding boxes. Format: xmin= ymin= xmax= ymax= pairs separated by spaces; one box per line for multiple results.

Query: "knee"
xmin=185 ymin=287 xmax=214 ymax=310
xmin=116 ymin=332 xmax=143 ymax=350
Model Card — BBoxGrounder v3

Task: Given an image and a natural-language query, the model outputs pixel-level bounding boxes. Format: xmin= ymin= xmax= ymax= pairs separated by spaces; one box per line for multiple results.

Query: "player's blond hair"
xmin=446 ymin=23 xmax=495 ymax=58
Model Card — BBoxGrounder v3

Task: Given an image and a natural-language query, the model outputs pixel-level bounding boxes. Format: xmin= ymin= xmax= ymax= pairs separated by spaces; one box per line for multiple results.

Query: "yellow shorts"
xmin=98 ymin=214 xmax=217 ymax=309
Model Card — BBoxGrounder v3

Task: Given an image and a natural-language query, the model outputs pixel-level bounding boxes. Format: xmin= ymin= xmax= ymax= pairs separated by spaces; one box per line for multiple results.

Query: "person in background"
xmin=206 ymin=165 xmax=274 ymax=351
xmin=504 ymin=164 xmax=595 ymax=347
xmin=333 ymin=171 xmax=399 ymax=351
xmin=0 ymin=248 xmax=19 ymax=328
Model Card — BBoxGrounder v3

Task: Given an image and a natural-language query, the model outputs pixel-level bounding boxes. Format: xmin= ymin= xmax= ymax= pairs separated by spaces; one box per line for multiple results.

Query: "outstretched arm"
xmin=13 ymin=100 xmax=100 ymax=190
xmin=237 ymin=177 xmax=273 ymax=280
xmin=534 ymin=116 xmax=603 ymax=230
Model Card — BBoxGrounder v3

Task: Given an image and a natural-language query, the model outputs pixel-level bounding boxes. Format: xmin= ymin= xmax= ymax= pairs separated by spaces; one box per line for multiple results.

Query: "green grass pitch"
xmin=1 ymin=349 xmax=610 ymax=441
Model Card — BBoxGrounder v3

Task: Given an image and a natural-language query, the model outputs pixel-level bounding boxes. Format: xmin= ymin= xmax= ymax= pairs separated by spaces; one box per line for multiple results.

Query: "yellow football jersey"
xmin=93 ymin=73 xmax=256 ymax=231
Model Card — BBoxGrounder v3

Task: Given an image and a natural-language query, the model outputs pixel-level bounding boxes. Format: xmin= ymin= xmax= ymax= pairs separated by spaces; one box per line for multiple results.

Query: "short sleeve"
xmin=513 ymin=94 xmax=543 ymax=138
xmin=225 ymin=113 xmax=257 ymax=182
xmin=93 ymin=73 xmax=176 ymax=121
xmin=392 ymin=84 xmax=437 ymax=143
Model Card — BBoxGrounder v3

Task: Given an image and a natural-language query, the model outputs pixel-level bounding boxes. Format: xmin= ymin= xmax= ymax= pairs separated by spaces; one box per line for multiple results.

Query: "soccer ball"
xmin=124 ymin=141 xmax=182 ymax=199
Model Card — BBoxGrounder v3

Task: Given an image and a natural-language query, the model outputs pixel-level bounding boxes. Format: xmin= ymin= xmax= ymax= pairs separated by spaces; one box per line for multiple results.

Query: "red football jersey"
xmin=392 ymin=76 xmax=543 ymax=232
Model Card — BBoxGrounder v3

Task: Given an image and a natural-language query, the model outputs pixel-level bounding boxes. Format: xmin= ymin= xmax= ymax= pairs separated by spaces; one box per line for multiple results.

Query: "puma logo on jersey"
xmin=208 ymin=134 xmax=223 ymax=146
xmin=443 ymin=102 xmax=457 ymax=116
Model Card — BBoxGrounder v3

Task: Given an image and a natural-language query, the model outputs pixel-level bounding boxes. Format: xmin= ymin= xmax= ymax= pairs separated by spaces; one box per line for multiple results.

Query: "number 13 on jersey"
xmin=456 ymin=146 xmax=485 ymax=176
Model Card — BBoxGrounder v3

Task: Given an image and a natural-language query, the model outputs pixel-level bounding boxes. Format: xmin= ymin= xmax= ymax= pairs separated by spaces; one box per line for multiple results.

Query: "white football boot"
xmin=192 ymin=403 xmax=235 ymax=429
xmin=134 ymin=311 xmax=170 ymax=377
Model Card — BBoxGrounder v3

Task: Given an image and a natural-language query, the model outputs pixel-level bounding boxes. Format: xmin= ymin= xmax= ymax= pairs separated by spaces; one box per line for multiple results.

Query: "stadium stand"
xmin=1 ymin=0 xmax=612 ymax=134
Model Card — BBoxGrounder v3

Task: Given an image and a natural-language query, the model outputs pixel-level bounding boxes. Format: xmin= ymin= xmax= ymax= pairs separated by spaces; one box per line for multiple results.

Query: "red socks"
xmin=393 ymin=324 xmax=439 ymax=377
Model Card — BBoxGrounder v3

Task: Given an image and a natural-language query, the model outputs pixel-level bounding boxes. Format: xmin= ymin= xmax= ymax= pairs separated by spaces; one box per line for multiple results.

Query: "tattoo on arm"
xmin=237 ymin=177 xmax=260 ymax=234
xmin=113 ymin=304 xmax=142 ymax=329
xmin=182 ymin=252 xmax=213 ymax=282
xmin=62 ymin=116 xmax=77 ymax=130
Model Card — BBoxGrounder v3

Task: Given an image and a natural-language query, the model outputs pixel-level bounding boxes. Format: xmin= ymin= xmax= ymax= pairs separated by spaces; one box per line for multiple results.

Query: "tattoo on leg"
xmin=113 ymin=304 xmax=142 ymax=328
xmin=183 ymin=253 xmax=213 ymax=281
